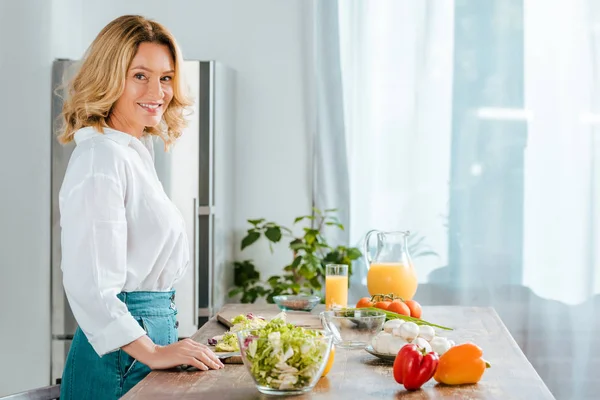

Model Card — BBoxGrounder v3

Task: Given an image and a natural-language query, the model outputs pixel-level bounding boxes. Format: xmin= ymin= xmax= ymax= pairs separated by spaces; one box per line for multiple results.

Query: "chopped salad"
xmin=210 ymin=313 xmax=268 ymax=352
xmin=210 ymin=312 xmax=330 ymax=390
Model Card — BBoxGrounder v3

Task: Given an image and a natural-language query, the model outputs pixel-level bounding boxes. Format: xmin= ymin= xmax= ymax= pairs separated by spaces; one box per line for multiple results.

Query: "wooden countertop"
xmin=122 ymin=305 xmax=555 ymax=399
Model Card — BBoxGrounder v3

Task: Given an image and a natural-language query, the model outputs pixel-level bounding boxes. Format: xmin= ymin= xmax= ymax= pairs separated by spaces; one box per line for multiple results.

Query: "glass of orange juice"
xmin=325 ymin=264 xmax=348 ymax=310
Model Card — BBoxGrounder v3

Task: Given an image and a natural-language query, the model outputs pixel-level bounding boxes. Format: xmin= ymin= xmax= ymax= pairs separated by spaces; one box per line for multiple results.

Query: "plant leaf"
xmin=248 ymin=218 xmax=265 ymax=226
xmin=305 ymin=232 xmax=316 ymax=246
xmin=256 ymin=286 xmax=268 ymax=296
xmin=267 ymin=276 xmax=280 ymax=288
xmin=265 ymin=226 xmax=282 ymax=242
xmin=241 ymin=290 xmax=258 ymax=303
xmin=309 ymin=276 xmax=322 ymax=291
xmin=291 ymin=255 xmax=302 ymax=268
xmin=347 ymin=247 xmax=362 ymax=260
xmin=323 ymin=250 xmax=341 ymax=264
xmin=241 ymin=231 xmax=261 ymax=250
xmin=324 ymin=221 xmax=345 ymax=230
xmin=233 ymin=260 xmax=260 ymax=286
xmin=290 ymin=242 xmax=308 ymax=251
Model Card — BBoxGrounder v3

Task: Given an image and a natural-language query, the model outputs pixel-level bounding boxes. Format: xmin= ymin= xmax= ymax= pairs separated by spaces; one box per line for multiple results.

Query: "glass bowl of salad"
xmin=236 ymin=319 xmax=333 ymax=395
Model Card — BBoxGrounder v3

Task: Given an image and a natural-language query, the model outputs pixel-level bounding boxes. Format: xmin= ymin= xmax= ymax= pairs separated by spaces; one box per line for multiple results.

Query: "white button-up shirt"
xmin=59 ymin=126 xmax=190 ymax=356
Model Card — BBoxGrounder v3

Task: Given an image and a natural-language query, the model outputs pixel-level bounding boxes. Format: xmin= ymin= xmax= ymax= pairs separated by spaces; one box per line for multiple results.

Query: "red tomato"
xmin=404 ymin=300 xmax=422 ymax=319
xmin=387 ymin=300 xmax=410 ymax=316
xmin=356 ymin=297 xmax=374 ymax=308
xmin=374 ymin=301 xmax=391 ymax=310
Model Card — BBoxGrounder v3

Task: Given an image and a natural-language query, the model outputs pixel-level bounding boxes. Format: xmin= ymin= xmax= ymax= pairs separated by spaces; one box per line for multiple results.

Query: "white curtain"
xmin=338 ymin=1 xmax=453 ymax=286
xmin=522 ymin=0 xmax=600 ymax=305
xmin=312 ymin=0 xmax=350 ymax=248
xmin=315 ymin=0 xmax=600 ymax=398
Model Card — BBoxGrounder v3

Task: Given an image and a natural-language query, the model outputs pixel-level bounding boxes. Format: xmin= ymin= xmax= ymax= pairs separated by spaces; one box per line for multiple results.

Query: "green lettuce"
xmin=241 ymin=315 xmax=329 ymax=390
xmin=214 ymin=313 xmax=269 ymax=352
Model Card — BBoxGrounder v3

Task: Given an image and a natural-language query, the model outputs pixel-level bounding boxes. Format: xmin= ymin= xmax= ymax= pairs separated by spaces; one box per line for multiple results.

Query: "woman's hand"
xmin=122 ymin=336 xmax=224 ymax=371
xmin=149 ymin=338 xmax=224 ymax=371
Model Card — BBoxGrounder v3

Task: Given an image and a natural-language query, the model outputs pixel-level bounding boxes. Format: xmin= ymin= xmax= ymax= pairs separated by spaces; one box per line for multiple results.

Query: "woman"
xmin=57 ymin=15 xmax=223 ymax=400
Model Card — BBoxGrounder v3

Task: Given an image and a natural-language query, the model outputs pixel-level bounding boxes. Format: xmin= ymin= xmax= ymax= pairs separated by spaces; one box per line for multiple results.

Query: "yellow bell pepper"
xmin=321 ymin=345 xmax=335 ymax=377
xmin=433 ymin=343 xmax=491 ymax=385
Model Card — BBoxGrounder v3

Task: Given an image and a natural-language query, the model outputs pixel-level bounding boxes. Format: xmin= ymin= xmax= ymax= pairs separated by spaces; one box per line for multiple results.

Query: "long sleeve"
xmin=60 ymin=172 xmax=146 ymax=356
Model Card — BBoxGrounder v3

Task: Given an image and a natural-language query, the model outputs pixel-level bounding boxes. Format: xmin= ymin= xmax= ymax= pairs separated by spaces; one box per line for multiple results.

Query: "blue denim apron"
xmin=60 ymin=291 xmax=178 ymax=400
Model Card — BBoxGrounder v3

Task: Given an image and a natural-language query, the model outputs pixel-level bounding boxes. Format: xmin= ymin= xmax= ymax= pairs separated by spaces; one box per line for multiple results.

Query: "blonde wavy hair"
xmin=57 ymin=15 xmax=192 ymax=149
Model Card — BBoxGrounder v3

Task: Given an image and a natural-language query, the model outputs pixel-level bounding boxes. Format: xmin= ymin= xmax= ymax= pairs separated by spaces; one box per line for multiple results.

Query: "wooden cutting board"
xmin=217 ymin=353 xmax=243 ymax=364
xmin=215 ymin=303 xmax=324 ymax=329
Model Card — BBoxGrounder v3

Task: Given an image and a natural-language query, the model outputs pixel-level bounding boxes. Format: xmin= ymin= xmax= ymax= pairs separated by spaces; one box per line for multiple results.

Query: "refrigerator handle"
xmin=193 ymin=197 xmax=199 ymax=326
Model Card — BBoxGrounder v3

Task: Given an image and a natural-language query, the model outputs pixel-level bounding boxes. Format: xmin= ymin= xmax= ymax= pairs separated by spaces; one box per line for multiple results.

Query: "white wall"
xmin=0 ymin=0 xmax=313 ymax=395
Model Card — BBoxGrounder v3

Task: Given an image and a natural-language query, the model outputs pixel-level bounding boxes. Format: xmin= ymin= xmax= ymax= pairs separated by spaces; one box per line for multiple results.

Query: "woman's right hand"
xmin=147 ymin=338 xmax=224 ymax=371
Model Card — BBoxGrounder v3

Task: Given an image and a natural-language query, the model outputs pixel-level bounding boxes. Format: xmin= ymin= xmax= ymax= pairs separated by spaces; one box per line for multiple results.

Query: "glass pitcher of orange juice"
xmin=364 ymin=230 xmax=418 ymax=300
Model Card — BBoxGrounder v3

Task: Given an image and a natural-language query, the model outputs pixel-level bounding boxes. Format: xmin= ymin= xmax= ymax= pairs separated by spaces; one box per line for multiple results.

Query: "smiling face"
xmin=108 ymin=42 xmax=175 ymax=137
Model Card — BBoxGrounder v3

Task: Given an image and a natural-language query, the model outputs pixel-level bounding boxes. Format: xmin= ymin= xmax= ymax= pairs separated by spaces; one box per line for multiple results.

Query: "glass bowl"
xmin=320 ymin=309 xmax=386 ymax=349
xmin=236 ymin=328 xmax=333 ymax=396
xmin=272 ymin=294 xmax=321 ymax=312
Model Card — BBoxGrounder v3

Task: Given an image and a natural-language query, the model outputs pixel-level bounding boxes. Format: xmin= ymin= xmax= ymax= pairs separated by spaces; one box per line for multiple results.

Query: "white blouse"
xmin=59 ymin=126 xmax=190 ymax=356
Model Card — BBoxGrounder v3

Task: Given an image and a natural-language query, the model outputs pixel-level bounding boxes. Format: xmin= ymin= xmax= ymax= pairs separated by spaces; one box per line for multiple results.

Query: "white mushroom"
xmin=414 ymin=337 xmax=432 ymax=353
xmin=430 ymin=336 xmax=452 ymax=356
xmin=371 ymin=331 xmax=384 ymax=349
xmin=383 ymin=319 xmax=405 ymax=333
xmin=418 ymin=325 xmax=435 ymax=342
xmin=374 ymin=332 xmax=393 ymax=354
xmin=391 ymin=326 xmax=404 ymax=338
xmin=387 ymin=337 xmax=410 ymax=355
xmin=398 ymin=322 xmax=420 ymax=342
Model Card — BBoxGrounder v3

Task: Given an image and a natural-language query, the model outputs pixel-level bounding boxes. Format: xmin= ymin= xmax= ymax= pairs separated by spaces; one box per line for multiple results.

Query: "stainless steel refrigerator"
xmin=50 ymin=59 xmax=235 ymax=383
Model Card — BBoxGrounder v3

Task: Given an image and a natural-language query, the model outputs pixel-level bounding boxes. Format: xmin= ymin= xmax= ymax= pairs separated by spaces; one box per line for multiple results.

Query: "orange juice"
xmin=367 ymin=262 xmax=417 ymax=299
xmin=325 ymin=275 xmax=348 ymax=309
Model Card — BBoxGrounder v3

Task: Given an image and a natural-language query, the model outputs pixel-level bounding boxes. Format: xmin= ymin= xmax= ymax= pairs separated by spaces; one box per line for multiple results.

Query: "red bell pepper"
xmin=393 ymin=343 xmax=439 ymax=391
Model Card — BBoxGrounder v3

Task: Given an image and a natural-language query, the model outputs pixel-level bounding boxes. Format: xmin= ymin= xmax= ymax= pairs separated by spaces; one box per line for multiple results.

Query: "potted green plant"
xmin=228 ymin=208 xmax=362 ymax=303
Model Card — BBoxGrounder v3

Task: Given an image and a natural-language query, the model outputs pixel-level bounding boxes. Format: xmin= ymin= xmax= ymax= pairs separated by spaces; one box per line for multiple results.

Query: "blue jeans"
xmin=60 ymin=291 xmax=178 ymax=400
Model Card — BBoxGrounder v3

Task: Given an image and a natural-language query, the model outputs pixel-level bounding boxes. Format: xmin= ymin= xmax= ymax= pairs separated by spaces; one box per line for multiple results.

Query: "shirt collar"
xmin=73 ymin=126 xmax=136 ymax=147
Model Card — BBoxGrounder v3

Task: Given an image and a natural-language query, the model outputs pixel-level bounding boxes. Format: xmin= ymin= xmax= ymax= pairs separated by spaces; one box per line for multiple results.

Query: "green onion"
xmin=341 ymin=307 xmax=453 ymax=331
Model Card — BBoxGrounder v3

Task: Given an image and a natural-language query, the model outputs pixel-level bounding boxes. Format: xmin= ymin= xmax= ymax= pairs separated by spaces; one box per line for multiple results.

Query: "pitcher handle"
xmin=364 ymin=230 xmax=380 ymax=266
